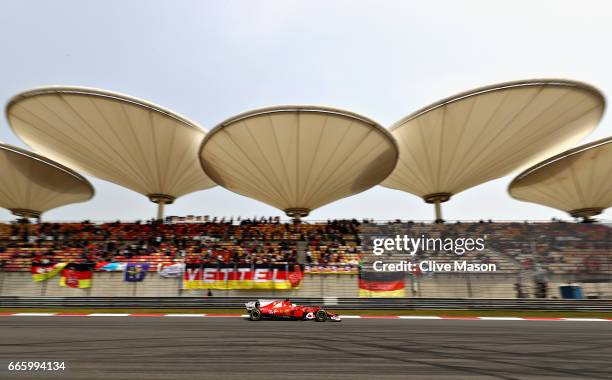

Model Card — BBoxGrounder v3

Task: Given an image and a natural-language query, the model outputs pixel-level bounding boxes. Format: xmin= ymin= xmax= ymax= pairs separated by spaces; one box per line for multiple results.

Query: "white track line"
xmin=398 ymin=316 xmax=442 ymax=320
xmin=478 ymin=317 xmax=524 ymax=321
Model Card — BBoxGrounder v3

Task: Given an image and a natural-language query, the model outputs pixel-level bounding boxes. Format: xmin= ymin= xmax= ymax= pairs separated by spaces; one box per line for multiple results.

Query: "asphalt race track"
xmin=0 ymin=317 xmax=611 ymax=380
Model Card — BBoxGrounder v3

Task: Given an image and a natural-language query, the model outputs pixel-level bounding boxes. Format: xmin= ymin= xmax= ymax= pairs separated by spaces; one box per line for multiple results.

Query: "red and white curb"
xmin=0 ymin=312 xmax=610 ymax=321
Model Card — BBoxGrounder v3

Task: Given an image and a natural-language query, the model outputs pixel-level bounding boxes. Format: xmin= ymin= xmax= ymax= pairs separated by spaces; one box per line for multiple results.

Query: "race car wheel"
xmin=249 ymin=309 xmax=262 ymax=321
xmin=315 ymin=309 xmax=327 ymax=322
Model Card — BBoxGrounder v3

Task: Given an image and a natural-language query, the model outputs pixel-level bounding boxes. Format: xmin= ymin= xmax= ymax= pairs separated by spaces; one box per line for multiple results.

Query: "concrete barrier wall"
xmin=1 ymin=271 xmax=610 ymax=298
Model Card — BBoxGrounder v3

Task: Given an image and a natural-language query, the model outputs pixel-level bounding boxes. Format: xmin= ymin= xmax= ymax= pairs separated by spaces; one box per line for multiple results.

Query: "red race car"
xmin=245 ymin=299 xmax=341 ymax=322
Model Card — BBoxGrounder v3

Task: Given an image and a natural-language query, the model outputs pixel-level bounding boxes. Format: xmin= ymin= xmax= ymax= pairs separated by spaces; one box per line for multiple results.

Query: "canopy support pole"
xmin=284 ymin=208 xmax=310 ymax=224
xmin=147 ymin=194 xmax=176 ymax=223
xmin=423 ymin=193 xmax=451 ymax=224
xmin=434 ymin=200 xmax=443 ymax=224
xmin=157 ymin=201 xmax=165 ymax=221
xmin=569 ymin=207 xmax=602 ymax=223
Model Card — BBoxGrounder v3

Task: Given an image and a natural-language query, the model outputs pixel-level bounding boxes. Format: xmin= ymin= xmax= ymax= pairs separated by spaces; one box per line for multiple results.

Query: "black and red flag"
xmin=358 ymin=269 xmax=406 ymax=297
xmin=60 ymin=263 xmax=94 ymax=288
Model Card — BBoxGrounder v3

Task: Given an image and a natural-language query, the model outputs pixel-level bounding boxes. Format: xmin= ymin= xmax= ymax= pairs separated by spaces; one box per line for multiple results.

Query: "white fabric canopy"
xmin=7 ymin=87 xmax=216 ymax=202
xmin=509 ymin=137 xmax=612 ymax=217
xmin=383 ymin=79 xmax=605 ymax=202
xmin=0 ymin=143 xmax=93 ymax=216
xmin=200 ymin=105 xmax=398 ymax=216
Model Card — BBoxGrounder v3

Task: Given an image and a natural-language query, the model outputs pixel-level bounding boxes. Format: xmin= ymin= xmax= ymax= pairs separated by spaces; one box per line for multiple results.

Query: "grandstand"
xmin=0 ymin=219 xmax=609 ymax=274
xmin=0 ymin=219 xmax=609 ymax=298
xmin=0 ymin=219 xmax=357 ymax=272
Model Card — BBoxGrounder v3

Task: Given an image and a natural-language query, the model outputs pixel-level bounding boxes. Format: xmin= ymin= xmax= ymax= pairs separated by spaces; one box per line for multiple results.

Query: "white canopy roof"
xmin=0 ymin=143 xmax=94 ymax=217
xmin=509 ymin=137 xmax=612 ymax=218
xmin=7 ymin=86 xmax=216 ymax=204
xmin=382 ymin=79 xmax=605 ymax=204
xmin=199 ymin=105 xmax=398 ymax=217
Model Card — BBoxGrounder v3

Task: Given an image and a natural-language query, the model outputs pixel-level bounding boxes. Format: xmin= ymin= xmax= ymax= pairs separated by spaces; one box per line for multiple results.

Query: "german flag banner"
xmin=183 ymin=263 xmax=304 ymax=290
xmin=358 ymin=269 xmax=406 ymax=297
xmin=31 ymin=262 xmax=67 ymax=282
xmin=60 ymin=263 xmax=94 ymax=289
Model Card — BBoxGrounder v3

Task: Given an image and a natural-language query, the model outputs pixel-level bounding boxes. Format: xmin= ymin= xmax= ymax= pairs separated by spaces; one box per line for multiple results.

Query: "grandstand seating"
xmin=0 ymin=220 xmax=610 ymax=275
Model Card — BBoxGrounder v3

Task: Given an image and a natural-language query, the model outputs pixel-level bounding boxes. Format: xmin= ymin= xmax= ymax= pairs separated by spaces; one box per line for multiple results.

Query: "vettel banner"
xmin=183 ymin=263 xmax=304 ymax=290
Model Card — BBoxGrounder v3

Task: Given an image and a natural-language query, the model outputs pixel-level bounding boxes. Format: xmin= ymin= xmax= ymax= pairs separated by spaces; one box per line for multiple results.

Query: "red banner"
xmin=184 ymin=263 xmax=303 ymax=290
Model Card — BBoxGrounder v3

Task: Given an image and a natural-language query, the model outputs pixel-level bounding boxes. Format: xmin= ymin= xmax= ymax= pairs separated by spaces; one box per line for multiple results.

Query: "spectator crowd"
xmin=0 ymin=218 xmax=609 ymax=276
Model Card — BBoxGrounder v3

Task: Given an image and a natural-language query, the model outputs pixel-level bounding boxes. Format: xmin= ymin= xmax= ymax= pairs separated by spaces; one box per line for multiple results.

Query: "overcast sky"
xmin=0 ymin=0 xmax=611 ymax=222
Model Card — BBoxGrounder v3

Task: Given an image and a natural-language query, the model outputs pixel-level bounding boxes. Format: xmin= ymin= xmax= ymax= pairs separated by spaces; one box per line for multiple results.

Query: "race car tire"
xmin=315 ymin=310 xmax=327 ymax=322
xmin=249 ymin=309 xmax=262 ymax=321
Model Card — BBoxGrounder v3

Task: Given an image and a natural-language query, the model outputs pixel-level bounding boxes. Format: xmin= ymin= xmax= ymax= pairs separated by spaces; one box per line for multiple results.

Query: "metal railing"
xmin=1 ymin=296 xmax=612 ymax=311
